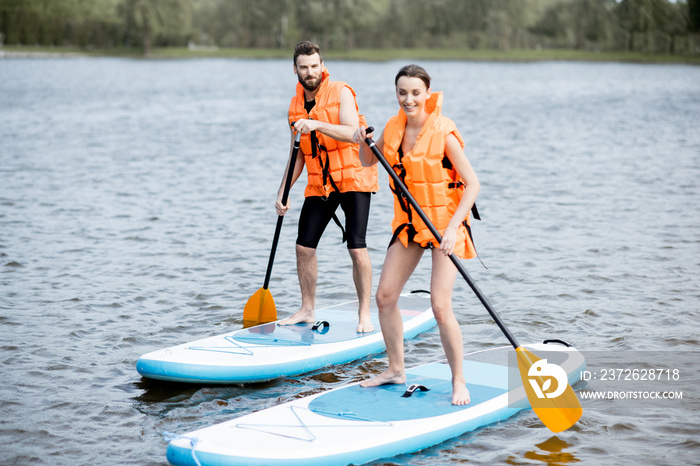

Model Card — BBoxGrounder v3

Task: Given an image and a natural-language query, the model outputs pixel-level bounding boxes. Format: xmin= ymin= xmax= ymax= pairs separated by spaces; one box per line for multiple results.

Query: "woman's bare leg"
xmin=430 ymin=249 xmax=470 ymax=405
xmin=361 ymin=241 xmax=423 ymax=387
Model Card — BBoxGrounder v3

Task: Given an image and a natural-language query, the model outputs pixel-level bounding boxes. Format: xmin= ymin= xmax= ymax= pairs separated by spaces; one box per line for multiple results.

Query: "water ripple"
xmin=1 ymin=58 xmax=699 ymax=465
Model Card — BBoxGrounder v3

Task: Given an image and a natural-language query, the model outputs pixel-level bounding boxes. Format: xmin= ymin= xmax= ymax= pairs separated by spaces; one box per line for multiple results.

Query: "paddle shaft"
xmin=263 ymin=131 xmax=301 ymax=290
xmin=364 ymin=130 xmax=520 ymax=349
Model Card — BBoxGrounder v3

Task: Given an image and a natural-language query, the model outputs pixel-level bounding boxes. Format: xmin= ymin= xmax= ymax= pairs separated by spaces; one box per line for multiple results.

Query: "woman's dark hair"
xmin=294 ymin=41 xmax=322 ymax=66
xmin=395 ymin=64 xmax=431 ymax=89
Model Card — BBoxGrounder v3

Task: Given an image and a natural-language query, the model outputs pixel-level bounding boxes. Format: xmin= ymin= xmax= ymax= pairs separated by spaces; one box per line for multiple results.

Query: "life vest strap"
xmin=447 ymin=181 xmax=481 ymax=221
xmin=471 ymin=203 xmax=481 ymax=221
xmin=391 ymin=151 xmax=413 ymax=224
xmin=331 ymin=212 xmax=347 ymax=243
xmin=389 ymin=222 xmax=417 ymax=250
xmin=312 ymin=135 xmax=342 ymax=199
xmin=464 ymin=220 xmax=487 ymax=269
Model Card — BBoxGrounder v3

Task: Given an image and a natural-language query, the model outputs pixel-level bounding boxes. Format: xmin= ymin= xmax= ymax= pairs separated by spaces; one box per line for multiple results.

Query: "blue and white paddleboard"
xmin=165 ymin=341 xmax=585 ymax=466
xmin=137 ymin=292 xmax=435 ymax=384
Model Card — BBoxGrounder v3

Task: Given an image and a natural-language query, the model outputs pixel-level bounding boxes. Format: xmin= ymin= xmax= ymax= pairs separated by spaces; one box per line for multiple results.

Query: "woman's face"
xmin=396 ymin=76 xmax=431 ymax=117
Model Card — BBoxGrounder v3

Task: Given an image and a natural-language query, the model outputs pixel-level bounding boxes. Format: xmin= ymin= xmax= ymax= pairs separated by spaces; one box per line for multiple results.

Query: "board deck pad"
xmin=231 ymin=308 xmax=419 ymax=346
xmin=137 ymin=293 xmax=436 ymax=384
xmin=309 ymin=375 xmax=507 ymax=422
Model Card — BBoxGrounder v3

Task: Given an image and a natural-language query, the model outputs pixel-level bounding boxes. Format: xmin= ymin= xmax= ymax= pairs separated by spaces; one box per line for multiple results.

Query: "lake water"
xmin=1 ymin=56 xmax=698 ymax=465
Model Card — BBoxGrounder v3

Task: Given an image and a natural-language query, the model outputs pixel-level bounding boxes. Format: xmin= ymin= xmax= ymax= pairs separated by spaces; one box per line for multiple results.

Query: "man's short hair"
xmin=294 ymin=41 xmax=322 ymax=66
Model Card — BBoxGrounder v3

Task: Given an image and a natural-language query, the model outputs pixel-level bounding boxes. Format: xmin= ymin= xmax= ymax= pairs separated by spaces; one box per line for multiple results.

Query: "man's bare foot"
xmin=356 ymin=316 xmax=374 ymax=333
xmin=452 ymin=380 xmax=471 ymax=405
xmin=277 ymin=309 xmax=315 ymax=326
xmin=360 ymin=369 xmax=406 ymax=387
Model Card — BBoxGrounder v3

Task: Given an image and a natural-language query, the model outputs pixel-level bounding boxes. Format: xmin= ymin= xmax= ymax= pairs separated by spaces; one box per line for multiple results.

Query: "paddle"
xmin=243 ymin=130 xmax=302 ymax=327
xmin=363 ymin=128 xmax=582 ymax=433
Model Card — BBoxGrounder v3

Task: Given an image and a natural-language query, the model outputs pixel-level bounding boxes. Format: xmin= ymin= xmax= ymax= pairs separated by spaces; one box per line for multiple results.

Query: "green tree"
xmin=294 ymin=0 xmax=336 ymax=49
xmin=335 ymin=0 xmax=388 ymax=51
xmin=530 ymin=0 xmax=615 ymax=50
xmin=617 ymin=0 xmax=668 ymax=52
xmin=572 ymin=0 xmax=615 ymax=48
xmin=0 ymin=0 xmax=121 ymax=46
xmin=690 ymin=0 xmax=700 ymax=31
xmin=662 ymin=0 xmax=689 ymax=53
xmin=122 ymin=0 xmax=191 ymax=55
xmin=238 ymin=0 xmax=289 ymax=47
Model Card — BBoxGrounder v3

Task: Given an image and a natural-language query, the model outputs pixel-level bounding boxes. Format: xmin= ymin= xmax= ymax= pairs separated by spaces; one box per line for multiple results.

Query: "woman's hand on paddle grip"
xmin=439 ymin=225 xmax=458 ymax=256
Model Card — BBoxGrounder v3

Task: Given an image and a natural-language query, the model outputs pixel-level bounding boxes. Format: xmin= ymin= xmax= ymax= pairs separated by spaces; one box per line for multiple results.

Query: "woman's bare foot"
xmin=277 ymin=309 xmax=315 ymax=326
xmin=452 ymin=380 xmax=471 ymax=405
xmin=360 ymin=369 xmax=406 ymax=387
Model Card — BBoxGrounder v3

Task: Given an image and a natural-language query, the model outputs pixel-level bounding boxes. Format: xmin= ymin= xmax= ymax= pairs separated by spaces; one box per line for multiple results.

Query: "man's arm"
xmin=292 ymin=86 xmax=359 ymax=142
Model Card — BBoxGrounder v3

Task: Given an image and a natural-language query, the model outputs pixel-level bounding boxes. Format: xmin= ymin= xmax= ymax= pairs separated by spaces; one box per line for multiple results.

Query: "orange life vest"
xmin=383 ymin=92 xmax=477 ymax=260
xmin=288 ymin=68 xmax=378 ymax=198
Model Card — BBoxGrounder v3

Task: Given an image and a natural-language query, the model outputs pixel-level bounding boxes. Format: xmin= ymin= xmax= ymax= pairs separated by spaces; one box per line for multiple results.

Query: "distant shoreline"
xmin=2 ymin=45 xmax=698 ymax=65
xmin=1 ymin=49 xmax=86 ymax=59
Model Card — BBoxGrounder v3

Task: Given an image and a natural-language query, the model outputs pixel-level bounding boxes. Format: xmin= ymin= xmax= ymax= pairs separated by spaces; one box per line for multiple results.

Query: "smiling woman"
xmin=354 ymin=64 xmax=481 ymax=406
xmin=394 ymin=64 xmax=432 ymax=117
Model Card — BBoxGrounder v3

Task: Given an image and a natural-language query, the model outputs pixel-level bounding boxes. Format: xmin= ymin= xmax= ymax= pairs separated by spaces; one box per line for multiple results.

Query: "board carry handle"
xmin=311 ymin=320 xmax=330 ymax=333
xmin=543 ymin=339 xmax=573 ymax=347
xmin=401 ymin=384 xmax=430 ymax=398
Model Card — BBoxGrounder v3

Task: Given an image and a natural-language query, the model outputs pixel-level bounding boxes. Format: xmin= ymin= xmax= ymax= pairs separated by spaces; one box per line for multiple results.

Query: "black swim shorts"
xmin=297 ymin=191 xmax=371 ymax=250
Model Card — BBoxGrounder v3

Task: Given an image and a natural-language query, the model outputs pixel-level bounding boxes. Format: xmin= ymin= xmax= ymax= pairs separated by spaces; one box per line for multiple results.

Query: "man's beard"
xmin=299 ymin=74 xmax=322 ymax=92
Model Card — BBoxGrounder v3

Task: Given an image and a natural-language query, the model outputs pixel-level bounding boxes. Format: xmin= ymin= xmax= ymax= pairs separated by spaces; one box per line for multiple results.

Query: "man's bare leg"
xmin=278 ymin=244 xmax=317 ymax=325
xmin=348 ymin=247 xmax=373 ymax=332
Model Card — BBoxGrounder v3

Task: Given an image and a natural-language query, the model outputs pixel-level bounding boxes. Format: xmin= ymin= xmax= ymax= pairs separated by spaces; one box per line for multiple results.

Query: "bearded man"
xmin=275 ymin=41 xmax=378 ymax=333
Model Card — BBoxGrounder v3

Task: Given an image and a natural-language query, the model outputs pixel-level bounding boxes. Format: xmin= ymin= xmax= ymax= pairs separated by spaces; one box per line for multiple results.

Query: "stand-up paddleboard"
xmin=137 ymin=292 xmax=435 ymax=384
xmin=165 ymin=341 xmax=585 ymax=466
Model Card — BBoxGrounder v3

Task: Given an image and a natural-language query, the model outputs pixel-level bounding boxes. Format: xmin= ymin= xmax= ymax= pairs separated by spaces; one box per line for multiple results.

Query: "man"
xmin=276 ymin=41 xmax=378 ymax=333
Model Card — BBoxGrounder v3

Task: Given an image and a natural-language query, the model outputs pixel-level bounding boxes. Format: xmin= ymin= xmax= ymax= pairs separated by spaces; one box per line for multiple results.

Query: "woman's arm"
xmin=438 ymin=133 xmax=481 ymax=255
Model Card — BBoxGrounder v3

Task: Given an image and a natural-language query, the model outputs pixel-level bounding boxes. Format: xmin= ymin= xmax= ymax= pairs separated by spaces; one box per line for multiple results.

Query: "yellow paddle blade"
xmin=243 ymin=287 xmax=277 ymax=328
xmin=516 ymin=347 xmax=583 ymax=433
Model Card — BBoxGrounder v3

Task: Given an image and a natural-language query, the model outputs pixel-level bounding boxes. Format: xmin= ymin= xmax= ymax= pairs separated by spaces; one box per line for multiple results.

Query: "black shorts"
xmin=297 ymin=191 xmax=371 ymax=250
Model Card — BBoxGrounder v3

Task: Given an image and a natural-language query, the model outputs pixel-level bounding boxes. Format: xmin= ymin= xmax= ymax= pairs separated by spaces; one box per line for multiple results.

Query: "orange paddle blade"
xmin=516 ymin=347 xmax=583 ymax=433
xmin=243 ymin=287 xmax=277 ymax=327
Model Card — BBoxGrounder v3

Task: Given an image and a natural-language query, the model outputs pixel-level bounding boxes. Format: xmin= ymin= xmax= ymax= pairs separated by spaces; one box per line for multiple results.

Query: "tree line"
xmin=1 ymin=0 xmax=699 ymax=56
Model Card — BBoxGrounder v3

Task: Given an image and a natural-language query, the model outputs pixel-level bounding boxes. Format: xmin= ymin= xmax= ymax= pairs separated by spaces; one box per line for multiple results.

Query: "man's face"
xmin=294 ymin=53 xmax=323 ymax=92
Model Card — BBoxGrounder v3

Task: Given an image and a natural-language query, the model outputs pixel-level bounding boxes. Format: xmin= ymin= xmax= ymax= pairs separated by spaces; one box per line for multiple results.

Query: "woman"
xmin=353 ymin=65 xmax=480 ymax=405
